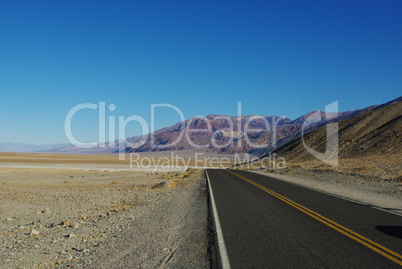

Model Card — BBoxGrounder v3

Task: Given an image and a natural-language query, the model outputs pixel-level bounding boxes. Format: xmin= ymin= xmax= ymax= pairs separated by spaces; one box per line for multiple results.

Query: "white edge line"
xmin=249 ymin=170 xmax=402 ymax=217
xmin=206 ymin=170 xmax=231 ymax=269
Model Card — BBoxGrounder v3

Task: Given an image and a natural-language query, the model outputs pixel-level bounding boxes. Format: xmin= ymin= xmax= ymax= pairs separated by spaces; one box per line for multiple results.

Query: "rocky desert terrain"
xmin=0 ymin=167 xmax=209 ymax=268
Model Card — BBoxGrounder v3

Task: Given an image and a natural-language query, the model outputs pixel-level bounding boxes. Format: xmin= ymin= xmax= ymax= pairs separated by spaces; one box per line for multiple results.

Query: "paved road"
xmin=207 ymin=169 xmax=402 ymax=268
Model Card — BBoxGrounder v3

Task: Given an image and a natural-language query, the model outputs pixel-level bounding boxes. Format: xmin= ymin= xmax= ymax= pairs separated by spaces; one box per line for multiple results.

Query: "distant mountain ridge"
xmin=41 ymin=96 xmax=402 ymax=156
xmin=269 ymin=100 xmax=402 ymax=162
xmin=0 ymin=142 xmax=70 ymax=153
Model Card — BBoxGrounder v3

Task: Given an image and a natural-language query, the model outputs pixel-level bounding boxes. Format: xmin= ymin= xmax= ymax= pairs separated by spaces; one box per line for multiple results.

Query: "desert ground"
xmin=0 ymin=152 xmax=216 ymax=268
xmin=0 ymin=151 xmax=241 ymax=168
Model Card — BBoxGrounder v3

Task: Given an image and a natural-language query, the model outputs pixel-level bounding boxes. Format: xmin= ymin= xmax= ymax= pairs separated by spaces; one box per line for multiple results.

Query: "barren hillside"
xmin=271 ymin=101 xmax=402 ymax=162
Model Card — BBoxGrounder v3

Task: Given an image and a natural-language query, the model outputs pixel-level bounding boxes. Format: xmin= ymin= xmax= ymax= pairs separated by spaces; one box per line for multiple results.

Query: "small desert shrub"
xmin=152 ymin=181 xmax=166 ymax=189
xmin=64 ymin=180 xmax=72 ymax=184
xmin=168 ymin=179 xmax=181 ymax=188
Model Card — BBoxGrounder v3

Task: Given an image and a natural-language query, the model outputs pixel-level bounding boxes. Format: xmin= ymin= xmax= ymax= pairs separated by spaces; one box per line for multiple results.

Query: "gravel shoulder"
xmin=0 ymin=167 xmax=209 ymax=268
xmin=250 ymin=168 xmax=402 ymax=215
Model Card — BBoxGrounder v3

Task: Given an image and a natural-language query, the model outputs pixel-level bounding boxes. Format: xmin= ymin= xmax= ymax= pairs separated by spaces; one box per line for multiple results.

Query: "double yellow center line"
xmin=227 ymin=170 xmax=402 ymax=266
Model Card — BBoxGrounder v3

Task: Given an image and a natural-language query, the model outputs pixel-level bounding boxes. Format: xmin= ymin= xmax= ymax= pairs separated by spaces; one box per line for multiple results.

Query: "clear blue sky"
xmin=0 ymin=0 xmax=401 ymax=144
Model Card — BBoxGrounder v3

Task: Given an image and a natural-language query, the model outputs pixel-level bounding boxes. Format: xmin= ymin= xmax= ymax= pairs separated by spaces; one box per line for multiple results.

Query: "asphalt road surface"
xmin=207 ymin=169 xmax=402 ymax=268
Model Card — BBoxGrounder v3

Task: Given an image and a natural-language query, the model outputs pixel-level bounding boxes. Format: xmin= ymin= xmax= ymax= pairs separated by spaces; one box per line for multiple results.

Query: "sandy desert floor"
xmin=0 ymin=151 xmax=241 ymax=170
xmin=0 ymin=166 xmax=209 ymax=268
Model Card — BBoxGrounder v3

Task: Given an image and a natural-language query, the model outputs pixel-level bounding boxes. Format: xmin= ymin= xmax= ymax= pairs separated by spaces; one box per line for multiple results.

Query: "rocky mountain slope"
xmin=270 ymin=101 xmax=402 ymax=162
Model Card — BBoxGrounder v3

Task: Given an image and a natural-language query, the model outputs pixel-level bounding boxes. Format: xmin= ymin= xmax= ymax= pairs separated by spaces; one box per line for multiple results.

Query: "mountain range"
xmin=0 ymin=142 xmax=70 ymax=153
xmin=2 ymin=96 xmax=401 ymax=156
xmin=121 ymin=96 xmax=402 ymax=156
